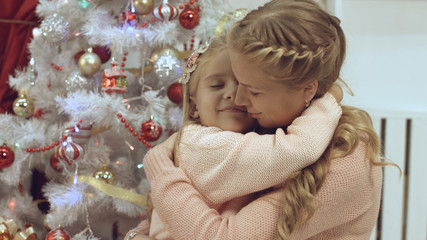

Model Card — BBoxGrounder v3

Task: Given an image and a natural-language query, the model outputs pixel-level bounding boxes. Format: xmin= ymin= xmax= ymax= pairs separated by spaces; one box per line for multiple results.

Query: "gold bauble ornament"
xmin=13 ymin=94 xmax=34 ymax=118
xmin=134 ymin=0 xmax=154 ymax=15
xmin=93 ymin=166 xmax=115 ymax=184
xmin=78 ymin=52 xmax=101 ymax=76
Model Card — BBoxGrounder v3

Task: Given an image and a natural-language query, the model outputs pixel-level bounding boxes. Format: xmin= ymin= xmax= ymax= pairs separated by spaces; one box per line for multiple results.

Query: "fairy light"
xmin=137 ymin=163 xmax=143 ymax=168
xmin=8 ymin=199 xmax=16 ymax=211
xmin=125 ymin=141 xmax=135 ymax=151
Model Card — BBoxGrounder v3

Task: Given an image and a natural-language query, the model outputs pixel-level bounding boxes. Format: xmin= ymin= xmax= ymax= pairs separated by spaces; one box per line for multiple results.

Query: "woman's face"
xmin=229 ymin=50 xmax=308 ymax=129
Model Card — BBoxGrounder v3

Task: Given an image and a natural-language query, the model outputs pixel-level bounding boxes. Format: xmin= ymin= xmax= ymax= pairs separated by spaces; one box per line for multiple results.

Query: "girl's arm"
xmin=144 ymin=147 xmax=283 ymax=240
xmin=144 ymin=141 xmax=382 ymax=240
xmin=179 ymin=92 xmax=342 ymax=205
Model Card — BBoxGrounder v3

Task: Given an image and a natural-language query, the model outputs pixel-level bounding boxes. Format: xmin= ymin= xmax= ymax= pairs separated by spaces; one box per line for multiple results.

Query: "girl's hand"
xmin=329 ymin=83 xmax=343 ymax=103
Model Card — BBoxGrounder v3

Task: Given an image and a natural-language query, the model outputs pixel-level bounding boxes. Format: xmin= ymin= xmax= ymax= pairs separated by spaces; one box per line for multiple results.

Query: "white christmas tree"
xmin=0 ymin=0 xmax=246 ymax=239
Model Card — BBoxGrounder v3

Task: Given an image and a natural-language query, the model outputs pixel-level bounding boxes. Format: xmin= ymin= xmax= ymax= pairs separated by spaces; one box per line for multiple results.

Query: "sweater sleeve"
xmin=289 ymin=141 xmax=383 ymax=239
xmin=179 ymin=92 xmax=342 ymax=205
xmin=144 ymin=148 xmax=284 ymax=240
xmin=144 ymin=138 xmax=383 ymax=240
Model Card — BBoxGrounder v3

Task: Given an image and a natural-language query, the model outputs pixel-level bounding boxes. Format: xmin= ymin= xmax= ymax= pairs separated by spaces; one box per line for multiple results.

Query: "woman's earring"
xmin=305 ymin=99 xmax=311 ymax=108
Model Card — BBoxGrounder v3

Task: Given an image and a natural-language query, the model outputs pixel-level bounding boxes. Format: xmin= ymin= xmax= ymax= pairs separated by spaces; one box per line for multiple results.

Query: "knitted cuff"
xmin=143 ymin=146 xmax=175 ymax=184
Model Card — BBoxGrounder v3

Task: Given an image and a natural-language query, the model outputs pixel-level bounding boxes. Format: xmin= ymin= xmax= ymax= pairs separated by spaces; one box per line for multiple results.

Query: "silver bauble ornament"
xmin=65 ymin=71 xmax=89 ymax=91
xmin=39 ymin=14 xmax=71 ymax=44
xmin=154 ymin=50 xmax=181 ymax=83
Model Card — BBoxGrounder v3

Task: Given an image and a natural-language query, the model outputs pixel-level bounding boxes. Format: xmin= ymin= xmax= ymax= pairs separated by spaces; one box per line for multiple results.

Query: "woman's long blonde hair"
xmin=227 ymin=0 xmax=397 ymax=238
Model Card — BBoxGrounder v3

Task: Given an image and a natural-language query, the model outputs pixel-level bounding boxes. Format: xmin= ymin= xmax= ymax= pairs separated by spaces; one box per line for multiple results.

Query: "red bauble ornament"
xmin=92 ymin=45 xmax=111 ymax=64
xmin=167 ymin=82 xmax=183 ymax=105
xmin=0 ymin=144 xmax=14 ymax=169
xmin=141 ymin=119 xmax=162 ymax=142
xmin=74 ymin=51 xmax=85 ymax=64
xmin=120 ymin=9 xmax=140 ymax=27
xmin=50 ymin=154 xmax=63 ymax=172
xmin=179 ymin=8 xmax=200 ymax=29
xmin=45 ymin=227 xmax=70 ymax=240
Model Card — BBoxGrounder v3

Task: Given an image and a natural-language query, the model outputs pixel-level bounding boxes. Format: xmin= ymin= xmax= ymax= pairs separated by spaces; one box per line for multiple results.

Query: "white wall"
xmin=228 ymin=0 xmax=427 ymax=118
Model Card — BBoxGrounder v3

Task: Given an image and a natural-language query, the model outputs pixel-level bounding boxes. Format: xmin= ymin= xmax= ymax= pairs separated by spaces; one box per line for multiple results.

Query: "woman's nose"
xmin=235 ymin=85 xmax=248 ymax=106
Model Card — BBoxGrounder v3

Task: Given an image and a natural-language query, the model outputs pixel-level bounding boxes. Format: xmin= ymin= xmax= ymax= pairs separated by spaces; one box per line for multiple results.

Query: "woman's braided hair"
xmin=227 ymin=0 xmax=392 ymax=239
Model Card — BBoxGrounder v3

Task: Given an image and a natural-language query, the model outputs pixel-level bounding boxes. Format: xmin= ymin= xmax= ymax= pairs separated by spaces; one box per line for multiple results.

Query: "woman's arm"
xmin=144 ymin=141 xmax=382 ymax=239
xmin=179 ymin=92 xmax=342 ymax=205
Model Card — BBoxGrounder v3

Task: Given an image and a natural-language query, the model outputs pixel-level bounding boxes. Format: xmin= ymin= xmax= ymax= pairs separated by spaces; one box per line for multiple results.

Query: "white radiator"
xmin=369 ymin=114 xmax=427 ymax=240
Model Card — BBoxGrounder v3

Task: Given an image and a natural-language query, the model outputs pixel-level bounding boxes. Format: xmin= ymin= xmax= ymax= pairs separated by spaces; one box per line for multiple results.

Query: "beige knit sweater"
xmin=145 ymin=139 xmax=382 ymax=239
xmin=147 ymin=93 xmax=343 ymax=239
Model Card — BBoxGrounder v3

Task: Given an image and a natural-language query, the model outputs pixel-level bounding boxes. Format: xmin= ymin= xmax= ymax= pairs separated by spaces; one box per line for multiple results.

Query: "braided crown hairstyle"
xmin=227 ymin=0 xmax=393 ymax=239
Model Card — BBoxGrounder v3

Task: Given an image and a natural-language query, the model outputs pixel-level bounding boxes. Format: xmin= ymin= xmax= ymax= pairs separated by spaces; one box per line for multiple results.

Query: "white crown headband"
xmin=181 ymin=42 xmax=210 ymax=84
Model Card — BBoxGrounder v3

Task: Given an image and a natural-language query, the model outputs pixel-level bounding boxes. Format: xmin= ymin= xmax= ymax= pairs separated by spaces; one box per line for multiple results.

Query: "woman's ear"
xmin=189 ymin=97 xmax=199 ymax=119
xmin=303 ymin=80 xmax=318 ymax=101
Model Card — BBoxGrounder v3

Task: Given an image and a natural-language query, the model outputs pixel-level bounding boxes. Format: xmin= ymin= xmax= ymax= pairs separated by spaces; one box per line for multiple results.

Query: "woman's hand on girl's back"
xmin=158 ymin=132 xmax=178 ymax=152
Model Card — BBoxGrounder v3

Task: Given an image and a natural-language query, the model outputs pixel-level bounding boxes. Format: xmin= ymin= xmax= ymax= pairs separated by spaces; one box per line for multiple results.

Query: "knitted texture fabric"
xmin=146 ymin=140 xmax=382 ymax=240
xmin=147 ymin=93 xmax=342 ymax=239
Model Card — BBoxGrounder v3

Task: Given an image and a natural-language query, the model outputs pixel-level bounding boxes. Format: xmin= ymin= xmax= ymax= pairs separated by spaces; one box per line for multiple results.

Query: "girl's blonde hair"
xmin=172 ymin=38 xmax=228 ymax=165
xmin=227 ymin=0 xmax=396 ymax=238
xmin=147 ymin=39 xmax=227 ymax=222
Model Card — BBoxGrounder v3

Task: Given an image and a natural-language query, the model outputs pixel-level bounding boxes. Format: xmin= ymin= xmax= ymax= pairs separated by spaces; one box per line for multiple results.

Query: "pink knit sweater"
xmin=145 ymin=139 xmax=382 ymax=239
xmin=147 ymin=93 xmax=343 ymax=239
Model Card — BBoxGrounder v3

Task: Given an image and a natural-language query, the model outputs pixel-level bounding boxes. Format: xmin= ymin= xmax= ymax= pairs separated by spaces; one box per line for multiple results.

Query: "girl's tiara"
xmin=181 ymin=42 xmax=210 ymax=84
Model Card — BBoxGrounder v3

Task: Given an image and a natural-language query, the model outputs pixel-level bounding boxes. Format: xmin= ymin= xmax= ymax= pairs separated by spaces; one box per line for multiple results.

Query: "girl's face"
xmin=191 ymin=50 xmax=256 ymax=133
xmin=230 ymin=49 xmax=311 ymax=129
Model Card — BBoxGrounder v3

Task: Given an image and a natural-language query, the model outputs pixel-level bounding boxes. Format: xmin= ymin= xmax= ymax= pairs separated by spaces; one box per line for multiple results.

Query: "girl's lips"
xmin=219 ymin=106 xmax=247 ymax=112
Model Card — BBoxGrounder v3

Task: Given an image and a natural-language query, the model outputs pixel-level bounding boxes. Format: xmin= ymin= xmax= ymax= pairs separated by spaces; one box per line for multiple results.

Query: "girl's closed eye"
xmin=210 ymin=82 xmax=225 ymax=88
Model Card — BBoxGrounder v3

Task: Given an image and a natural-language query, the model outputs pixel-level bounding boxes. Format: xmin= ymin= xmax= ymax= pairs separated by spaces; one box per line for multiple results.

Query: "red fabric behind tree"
xmin=0 ymin=0 xmax=39 ymax=114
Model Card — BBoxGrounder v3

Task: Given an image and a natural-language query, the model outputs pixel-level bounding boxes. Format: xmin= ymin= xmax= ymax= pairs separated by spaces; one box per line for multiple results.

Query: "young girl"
xmin=144 ymin=36 xmax=342 ymax=239
xmin=136 ymin=0 xmax=399 ymax=239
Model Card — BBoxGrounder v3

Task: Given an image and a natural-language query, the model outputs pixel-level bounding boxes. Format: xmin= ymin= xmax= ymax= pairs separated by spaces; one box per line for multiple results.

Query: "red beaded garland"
xmin=116 ymin=113 xmax=154 ymax=148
